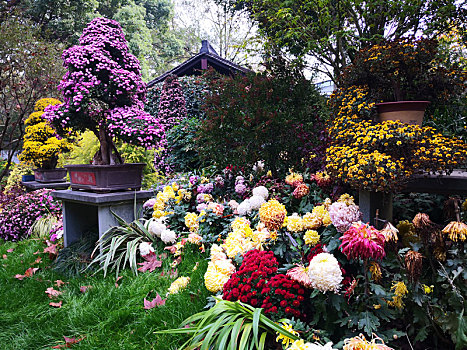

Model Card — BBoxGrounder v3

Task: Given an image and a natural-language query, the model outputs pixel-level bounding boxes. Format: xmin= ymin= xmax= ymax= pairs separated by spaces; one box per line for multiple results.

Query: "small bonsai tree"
xmin=44 ymin=17 xmax=164 ymax=165
xmin=19 ymin=98 xmax=73 ymax=169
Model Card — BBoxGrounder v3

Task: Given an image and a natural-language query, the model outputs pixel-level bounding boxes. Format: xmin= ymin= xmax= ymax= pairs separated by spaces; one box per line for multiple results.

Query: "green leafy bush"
xmin=198 ymin=60 xmax=326 ymax=176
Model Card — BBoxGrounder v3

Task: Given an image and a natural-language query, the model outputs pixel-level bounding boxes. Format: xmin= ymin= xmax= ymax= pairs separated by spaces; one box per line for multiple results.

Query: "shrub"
xmin=198 ymin=61 xmax=326 ymax=176
xmin=0 ymin=189 xmax=61 ymax=241
xmin=19 ymin=98 xmax=74 ymax=169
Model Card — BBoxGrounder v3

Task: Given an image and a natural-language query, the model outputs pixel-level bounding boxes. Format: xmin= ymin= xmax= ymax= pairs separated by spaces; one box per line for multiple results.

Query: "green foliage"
xmin=58 ymin=130 xmax=99 ymax=166
xmin=240 ymin=0 xmax=466 ymax=80
xmin=116 ymin=141 xmax=160 ymax=189
xmin=156 ymin=299 xmax=299 ymax=350
xmin=29 ymin=215 xmax=59 ymax=239
xmin=198 ymin=60 xmax=326 ymax=176
xmin=114 ymin=2 xmax=154 ymax=79
xmin=88 ymin=212 xmax=155 ymax=278
xmin=165 ymin=117 xmax=204 ymax=172
xmin=3 ymin=162 xmax=33 ymax=193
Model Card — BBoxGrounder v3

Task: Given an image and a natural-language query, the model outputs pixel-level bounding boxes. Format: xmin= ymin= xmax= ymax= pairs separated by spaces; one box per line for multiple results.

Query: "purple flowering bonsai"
xmin=44 ymin=17 xmax=164 ymax=165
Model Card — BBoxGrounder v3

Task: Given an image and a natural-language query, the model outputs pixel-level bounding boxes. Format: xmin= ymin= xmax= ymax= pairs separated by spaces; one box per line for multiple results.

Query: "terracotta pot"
xmin=34 ymin=168 xmax=67 ymax=183
xmin=376 ymin=101 xmax=430 ymax=126
xmin=65 ymin=163 xmax=145 ymax=192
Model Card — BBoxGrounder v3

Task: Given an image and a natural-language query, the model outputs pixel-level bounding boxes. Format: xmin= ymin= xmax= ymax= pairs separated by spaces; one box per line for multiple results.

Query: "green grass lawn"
xmin=0 ymin=239 xmax=210 ymax=350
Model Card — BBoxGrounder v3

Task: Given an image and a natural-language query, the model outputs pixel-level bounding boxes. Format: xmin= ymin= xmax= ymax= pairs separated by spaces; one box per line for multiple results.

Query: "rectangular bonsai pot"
xmin=34 ymin=168 xmax=67 ymax=183
xmin=65 ymin=163 xmax=145 ymax=192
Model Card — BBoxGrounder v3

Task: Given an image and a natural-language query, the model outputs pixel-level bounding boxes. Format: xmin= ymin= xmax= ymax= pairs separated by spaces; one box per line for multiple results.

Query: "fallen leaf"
xmin=2 ymin=254 xmax=7 ymax=259
xmin=51 ymin=336 xmax=84 ymax=348
xmin=33 ymin=250 xmax=41 ymax=255
xmin=115 ymin=276 xmax=123 ymax=288
xmin=32 ymin=257 xmax=42 ymax=265
xmin=6 ymin=248 xmax=14 ymax=253
xmin=55 ymin=280 xmax=65 ymax=288
xmin=43 ymin=241 xmax=58 ymax=257
xmin=137 ymin=252 xmax=162 ymax=273
xmin=45 ymin=287 xmax=63 ymax=299
xmin=143 ymin=293 xmax=166 ymax=309
xmin=79 ymin=285 xmax=92 ymax=293
xmin=49 ymin=301 xmax=63 ymax=308
xmin=164 ymin=245 xmax=178 ymax=254
xmin=14 ymin=267 xmax=39 ymax=280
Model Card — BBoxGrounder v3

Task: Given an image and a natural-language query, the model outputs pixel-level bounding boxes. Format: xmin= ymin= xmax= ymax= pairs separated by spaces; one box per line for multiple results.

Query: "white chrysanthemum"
xmin=252 ymin=186 xmax=269 ymax=200
xmin=308 ymin=253 xmax=343 ymax=293
xmin=148 ymin=219 xmax=166 ymax=238
xmin=249 ymin=195 xmax=266 ymax=210
xmin=288 ymin=339 xmax=337 ymax=350
xmin=139 ymin=241 xmax=154 ymax=256
xmin=228 ymin=200 xmax=239 ymax=210
xmin=160 ymin=229 xmax=177 ymax=244
xmin=237 ymin=199 xmax=252 ymax=216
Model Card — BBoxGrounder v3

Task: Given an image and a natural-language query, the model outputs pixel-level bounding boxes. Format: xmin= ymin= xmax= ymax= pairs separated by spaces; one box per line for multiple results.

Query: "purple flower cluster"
xmin=43 ymin=17 xmax=163 ymax=149
xmin=0 ymin=189 xmax=62 ymax=241
xmin=197 ymin=183 xmax=213 ymax=193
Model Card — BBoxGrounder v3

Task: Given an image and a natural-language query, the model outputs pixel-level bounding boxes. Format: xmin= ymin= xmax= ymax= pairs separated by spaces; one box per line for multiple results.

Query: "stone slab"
xmin=22 ymin=181 xmax=70 ymax=191
xmin=404 ymin=170 xmax=467 ymax=195
xmin=52 ymin=189 xmax=153 ymax=205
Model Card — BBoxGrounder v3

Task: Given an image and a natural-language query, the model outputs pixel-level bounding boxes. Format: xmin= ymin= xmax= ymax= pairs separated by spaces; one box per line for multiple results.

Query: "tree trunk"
xmin=92 ymin=127 xmax=123 ymax=165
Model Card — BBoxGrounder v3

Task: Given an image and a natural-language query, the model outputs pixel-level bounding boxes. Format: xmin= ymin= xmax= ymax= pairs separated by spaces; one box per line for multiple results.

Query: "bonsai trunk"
xmin=92 ymin=127 xmax=123 ymax=165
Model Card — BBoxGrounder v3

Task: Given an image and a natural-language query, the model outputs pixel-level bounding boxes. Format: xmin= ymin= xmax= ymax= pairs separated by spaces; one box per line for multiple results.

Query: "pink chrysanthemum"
xmin=287 ymin=265 xmax=312 ymax=288
xmin=339 ymin=222 xmax=385 ymax=261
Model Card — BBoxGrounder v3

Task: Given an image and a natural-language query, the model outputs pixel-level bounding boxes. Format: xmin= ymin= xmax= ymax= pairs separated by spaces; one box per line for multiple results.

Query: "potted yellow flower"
xmin=19 ymin=98 xmax=74 ymax=183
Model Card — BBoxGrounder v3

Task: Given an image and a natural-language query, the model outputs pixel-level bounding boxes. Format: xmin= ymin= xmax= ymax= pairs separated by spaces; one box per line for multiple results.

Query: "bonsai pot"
xmin=376 ymin=101 xmax=430 ymax=126
xmin=34 ymin=168 xmax=67 ymax=183
xmin=21 ymin=174 xmax=35 ymax=182
xmin=65 ymin=163 xmax=145 ymax=192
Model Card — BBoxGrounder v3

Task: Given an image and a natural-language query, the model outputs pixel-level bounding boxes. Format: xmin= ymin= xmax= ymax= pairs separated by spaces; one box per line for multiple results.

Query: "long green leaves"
xmin=87 ymin=211 xmax=155 ymax=277
xmin=155 ymin=299 xmax=299 ymax=350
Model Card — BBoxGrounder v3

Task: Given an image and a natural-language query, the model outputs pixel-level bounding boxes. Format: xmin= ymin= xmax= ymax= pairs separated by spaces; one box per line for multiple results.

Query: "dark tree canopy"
xmin=239 ymin=0 xmax=466 ymax=81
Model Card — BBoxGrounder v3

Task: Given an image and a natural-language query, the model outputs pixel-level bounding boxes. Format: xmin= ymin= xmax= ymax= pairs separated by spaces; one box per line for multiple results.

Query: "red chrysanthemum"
xmin=339 ymin=222 xmax=385 ymax=261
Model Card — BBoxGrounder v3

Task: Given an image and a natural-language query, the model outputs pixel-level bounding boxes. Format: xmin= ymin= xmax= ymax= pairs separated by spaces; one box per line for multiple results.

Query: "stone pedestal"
xmin=52 ymin=190 xmax=153 ymax=247
xmin=359 ymin=190 xmax=393 ymax=227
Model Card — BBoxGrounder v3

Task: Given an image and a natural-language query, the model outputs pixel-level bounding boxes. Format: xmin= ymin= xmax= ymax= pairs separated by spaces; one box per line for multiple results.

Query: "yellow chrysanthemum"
xmin=204 ymin=262 xmax=230 ymax=293
xmin=287 ymin=214 xmax=305 ymax=232
xmin=259 ymin=199 xmax=287 ymax=231
xmin=167 ymin=277 xmax=190 ymax=295
xmin=276 ymin=322 xmax=298 ymax=348
xmin=304 ymin=230 xmax=320 ymax=245
xmin=387 ymin=281 xmax=408 ymax=309
xmin=184 ymin=212 xmax=199 ymax=231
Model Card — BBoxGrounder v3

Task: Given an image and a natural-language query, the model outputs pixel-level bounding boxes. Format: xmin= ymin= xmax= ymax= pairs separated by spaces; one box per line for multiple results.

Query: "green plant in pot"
xmin=43 ymin=17 xmax=164 ymax=191
xmin=19 ymin=98 xmax=74 ymax=183
xmin=339 ymin=37 xmax=466 ymax=125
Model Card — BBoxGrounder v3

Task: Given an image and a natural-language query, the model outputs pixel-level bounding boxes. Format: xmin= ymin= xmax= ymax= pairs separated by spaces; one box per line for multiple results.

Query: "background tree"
xmin=0 ymin=16 xmax=64 ymax=185
xmin=198 ymin=59 xmax=327 ymax=176
xmin=239 ymin=0 xmax=466 ymax=82
xmin=1 ymin=0 xmax=190 ymax=79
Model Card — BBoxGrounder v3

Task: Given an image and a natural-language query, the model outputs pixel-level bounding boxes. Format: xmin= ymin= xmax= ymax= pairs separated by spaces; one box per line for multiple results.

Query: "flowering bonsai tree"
xmin=44 ymin=17 xmax=164 ymax=165
xmin=19 ymin=98 xmax=73 ymax=169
